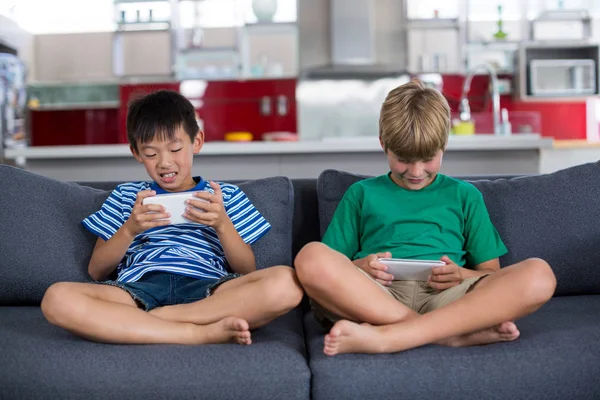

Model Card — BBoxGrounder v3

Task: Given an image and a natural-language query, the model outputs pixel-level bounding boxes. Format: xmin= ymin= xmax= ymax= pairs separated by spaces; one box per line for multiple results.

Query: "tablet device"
xmin=142 ymin=192 xmax=208 ymax=225
xmin=378 ymin=258 xmax=445 ymax=281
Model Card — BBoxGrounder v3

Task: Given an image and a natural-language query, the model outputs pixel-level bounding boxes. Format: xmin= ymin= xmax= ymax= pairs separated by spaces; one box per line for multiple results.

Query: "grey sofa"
xmin=1 ymin=162 xmax=599 ymax=400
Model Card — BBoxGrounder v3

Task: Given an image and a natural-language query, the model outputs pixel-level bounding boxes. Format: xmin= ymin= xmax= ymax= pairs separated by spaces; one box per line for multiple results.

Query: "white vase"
xmin=252 ymin=0 xmax=278 ymax=23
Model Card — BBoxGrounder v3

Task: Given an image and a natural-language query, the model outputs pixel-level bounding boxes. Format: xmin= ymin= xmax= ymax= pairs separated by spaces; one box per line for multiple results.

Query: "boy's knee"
xmin=294 ymin=242 xmax=330 ymax=274
xmin=524 ymin=258 xmax=556 ymax=303
xmin=294 ymin=242 xmax=343 ymax=292
xmin=265 ymin=266 xmax=304 ymax=307
xmin=41 ymin=282 xmax=72 ymax=323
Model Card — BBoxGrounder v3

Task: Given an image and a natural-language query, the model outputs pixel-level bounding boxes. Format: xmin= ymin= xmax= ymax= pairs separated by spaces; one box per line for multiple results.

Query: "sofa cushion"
xmin=0 ymin=166 xmax=294 ymax=305
xmin=317 ymin=169 xmax=371 ymax=237
xmin=0 ymin=306 xmax=310 ymax=400
xmin=0 ymin=165 xmax=110 ymax=305
xmin=304 ymin=295 xmax=600 ymax=400
xmin=237 ymin=176 xmax=295 ymax=270
xmin=470 ymin=162 xmax=600 ymax=296
xmin=317 ymin=164 xmax=600 ymax=296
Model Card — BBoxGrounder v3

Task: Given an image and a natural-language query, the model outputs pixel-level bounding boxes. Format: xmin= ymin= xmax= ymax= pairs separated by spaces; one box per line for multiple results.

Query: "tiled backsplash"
xmin=297 ymin=73 xmax=583 ymax=140
xmin=27 ymin=82 xmax=119 ymax=107
xmin=297 ymin=77 xmax=412 ymax=140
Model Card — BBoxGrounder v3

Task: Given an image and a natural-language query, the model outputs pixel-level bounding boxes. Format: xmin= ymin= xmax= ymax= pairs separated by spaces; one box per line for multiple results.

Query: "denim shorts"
xmin=99 ymin=271 xmax=241 ymax=311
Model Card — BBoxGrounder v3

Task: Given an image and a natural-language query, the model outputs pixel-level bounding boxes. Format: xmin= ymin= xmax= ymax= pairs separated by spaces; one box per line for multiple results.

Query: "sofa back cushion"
xmin=237 ymin=176 xmax=294 ymax=270
xmin=0 ymin=165 xmax=109 ymax=305
xmin=317 ymin=164 xmax=600 ymax=296
xmin=0 ymin=166 xmax=294 ymax=305
xmin=470 ymin=162 xmax=600 ymax=296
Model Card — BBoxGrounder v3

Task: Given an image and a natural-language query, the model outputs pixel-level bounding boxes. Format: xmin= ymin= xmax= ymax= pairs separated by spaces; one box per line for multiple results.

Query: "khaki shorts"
xmin=311 ymin=266 xmax=488 ymax=329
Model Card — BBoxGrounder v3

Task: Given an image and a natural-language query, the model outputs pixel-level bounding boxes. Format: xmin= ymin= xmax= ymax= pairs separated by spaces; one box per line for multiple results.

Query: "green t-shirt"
xmin=322 ymin=173 xmax=507 ymax=268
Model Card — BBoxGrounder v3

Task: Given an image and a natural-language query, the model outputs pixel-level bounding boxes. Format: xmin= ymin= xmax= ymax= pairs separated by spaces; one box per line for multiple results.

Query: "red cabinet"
xmin=118 ymin=78 xmax=297 ymax=143
xmin=29 ymin=78 xmax=297 ymax=147
xmin=29 ymin=107 xmax=120 ymax=147
xmin=196 ymin=78 xmax=297 ymax=142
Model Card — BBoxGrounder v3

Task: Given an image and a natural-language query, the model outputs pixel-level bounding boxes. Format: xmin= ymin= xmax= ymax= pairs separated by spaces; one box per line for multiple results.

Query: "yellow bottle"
xmin=452 ymin=121 xmax=475 ymax=135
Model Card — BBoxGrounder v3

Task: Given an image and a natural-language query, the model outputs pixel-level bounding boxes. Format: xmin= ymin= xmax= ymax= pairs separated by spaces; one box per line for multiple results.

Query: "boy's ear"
xmin=130 ymin=145 xmax=143 ymax=163
xmin=379 ymin=136 xmax=385 ymax=151
xmin=193 ymin=131 xmax=204 ymax=154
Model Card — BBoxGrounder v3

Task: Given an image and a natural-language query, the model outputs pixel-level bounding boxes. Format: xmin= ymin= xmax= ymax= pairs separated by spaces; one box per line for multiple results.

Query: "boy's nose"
xmin=408 ymin=163 xmax=424 ymax=177
xmin=157 ymin=154 xmax=174 ymax=168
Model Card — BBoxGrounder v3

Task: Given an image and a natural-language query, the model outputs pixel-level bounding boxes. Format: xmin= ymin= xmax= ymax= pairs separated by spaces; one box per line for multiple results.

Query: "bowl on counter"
xmin=262 ymin=132 xmax=298 ymax=142
xmin=224 ymin=132 xmax=254 ymax=142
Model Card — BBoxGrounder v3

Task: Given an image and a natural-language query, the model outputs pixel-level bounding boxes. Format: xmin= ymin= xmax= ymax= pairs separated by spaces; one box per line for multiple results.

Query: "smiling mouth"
xmin=160 ymin=172 xmax=177 ymax=179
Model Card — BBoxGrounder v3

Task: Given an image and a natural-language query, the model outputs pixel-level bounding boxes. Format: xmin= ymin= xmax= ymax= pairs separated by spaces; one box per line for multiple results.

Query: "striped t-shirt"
xmin=82 ymin=177 xmax=271 ymax=283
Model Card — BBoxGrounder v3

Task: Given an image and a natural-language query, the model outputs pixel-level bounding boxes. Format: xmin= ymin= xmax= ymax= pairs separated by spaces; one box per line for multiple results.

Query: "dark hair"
xmin=126 ymin=90 xmax=199 ymax=153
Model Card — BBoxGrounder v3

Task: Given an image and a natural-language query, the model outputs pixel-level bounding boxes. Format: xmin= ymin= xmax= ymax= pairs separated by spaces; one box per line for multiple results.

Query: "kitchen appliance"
xmin=529 ymin=59 xmax=596 ymax=96
xmin=531 ymin=9 xmax=591 ymax=41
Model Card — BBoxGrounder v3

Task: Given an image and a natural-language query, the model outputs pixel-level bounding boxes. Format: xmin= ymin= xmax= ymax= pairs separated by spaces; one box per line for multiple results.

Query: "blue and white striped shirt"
xmin=82 ymin=177 xmax=271 ymax=283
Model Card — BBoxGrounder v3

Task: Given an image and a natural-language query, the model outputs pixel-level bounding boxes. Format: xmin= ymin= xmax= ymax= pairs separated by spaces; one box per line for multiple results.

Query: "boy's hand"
xmin=184 ymin=181 xmax=230 ymax=232
xmin=124 ymin=190 xmax=171 ymax=237
xmin=356 ymin=252 xmax=394 ymax=286
xmin=428 ymin=255 xmax=463 ymax=291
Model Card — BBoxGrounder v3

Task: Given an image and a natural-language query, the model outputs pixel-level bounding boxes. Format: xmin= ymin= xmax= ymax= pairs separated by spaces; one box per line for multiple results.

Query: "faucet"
xmin=459 ymin=64 xmax=501 ymax=135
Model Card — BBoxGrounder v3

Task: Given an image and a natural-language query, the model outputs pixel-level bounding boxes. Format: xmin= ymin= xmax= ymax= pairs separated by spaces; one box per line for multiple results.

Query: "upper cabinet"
xmin=404 ymin=0 xmax=463 ymax=73
xmin=173 ymin=0 xmax=298 ymax=81
xmin=404 ymin=0 xmax=600 ymax=74
xmin=111 ymin=0 xmax=299 ymax=80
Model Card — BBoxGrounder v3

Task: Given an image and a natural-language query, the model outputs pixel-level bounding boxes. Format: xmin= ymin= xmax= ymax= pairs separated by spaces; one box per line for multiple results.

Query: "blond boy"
xmin=295 ymin=80 xmax=556 ymax=355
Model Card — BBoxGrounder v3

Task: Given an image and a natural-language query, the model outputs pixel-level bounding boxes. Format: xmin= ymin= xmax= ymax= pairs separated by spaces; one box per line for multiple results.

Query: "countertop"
xmin=552 ymin=139 xmax=600 ymax=149
xmin=4 ymin=134 xmax=553 ymax=160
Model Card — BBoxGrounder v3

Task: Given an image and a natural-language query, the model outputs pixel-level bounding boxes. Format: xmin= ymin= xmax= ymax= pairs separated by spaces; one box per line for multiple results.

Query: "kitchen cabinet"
xmin=194 ymin=78 xmax=297 ymax=142
xmin=404 ymin=0 xmax=600 ymax=74
xmin=117 ymin=78 xmax=296 ymax=143
xmin=112 ymin=0 xmax=174 ymax=78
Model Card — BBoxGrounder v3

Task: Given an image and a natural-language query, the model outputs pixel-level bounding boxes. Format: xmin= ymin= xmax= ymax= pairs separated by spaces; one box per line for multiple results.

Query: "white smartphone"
xmin=378 ymin=258 xmax=446 ymax=281
xmin=142 ymin=192 xmax=208 ymax=225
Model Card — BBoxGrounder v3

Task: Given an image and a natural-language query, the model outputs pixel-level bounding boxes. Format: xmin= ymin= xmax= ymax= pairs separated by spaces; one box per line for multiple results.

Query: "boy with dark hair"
xmin=42 ymin=90 xmax=303 ymax=345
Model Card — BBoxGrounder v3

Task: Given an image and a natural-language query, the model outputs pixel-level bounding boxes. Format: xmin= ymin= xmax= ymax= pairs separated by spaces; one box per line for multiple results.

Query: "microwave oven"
xmin=529 ymin=59 xmax=596 ymax=96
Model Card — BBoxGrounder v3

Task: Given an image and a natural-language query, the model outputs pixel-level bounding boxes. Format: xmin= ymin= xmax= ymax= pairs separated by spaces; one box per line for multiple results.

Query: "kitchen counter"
xmin=4 ymin=135 xmax=554 ymax=181
xmin=552 ymin=139 xmax=600 ymax=148
xmin=5 ymin=134 xmax=552 ymax=159
xmin=538 ymin=139 xmax=600 ymax=174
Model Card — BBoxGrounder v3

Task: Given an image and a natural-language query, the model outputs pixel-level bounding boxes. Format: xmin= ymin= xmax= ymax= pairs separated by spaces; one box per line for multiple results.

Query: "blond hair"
xmin=379 ymin=79 xmax=450 ymax=161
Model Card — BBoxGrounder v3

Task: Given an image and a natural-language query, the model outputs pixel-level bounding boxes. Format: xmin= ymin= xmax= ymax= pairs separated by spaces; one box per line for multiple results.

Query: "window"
xmin=3 ymin=0 xmax=114 ymax=34
xmin=2 ymin=0 xmax=296 ymax=34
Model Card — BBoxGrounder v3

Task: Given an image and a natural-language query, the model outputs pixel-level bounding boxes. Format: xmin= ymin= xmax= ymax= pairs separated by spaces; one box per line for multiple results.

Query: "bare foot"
xmin=323 ymin=320 xmax=387 ymax=356
xmin=193 ymin=317 xmax=252 ymax=345
xmin=447 ymin=321 xmax=520 ymax=347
